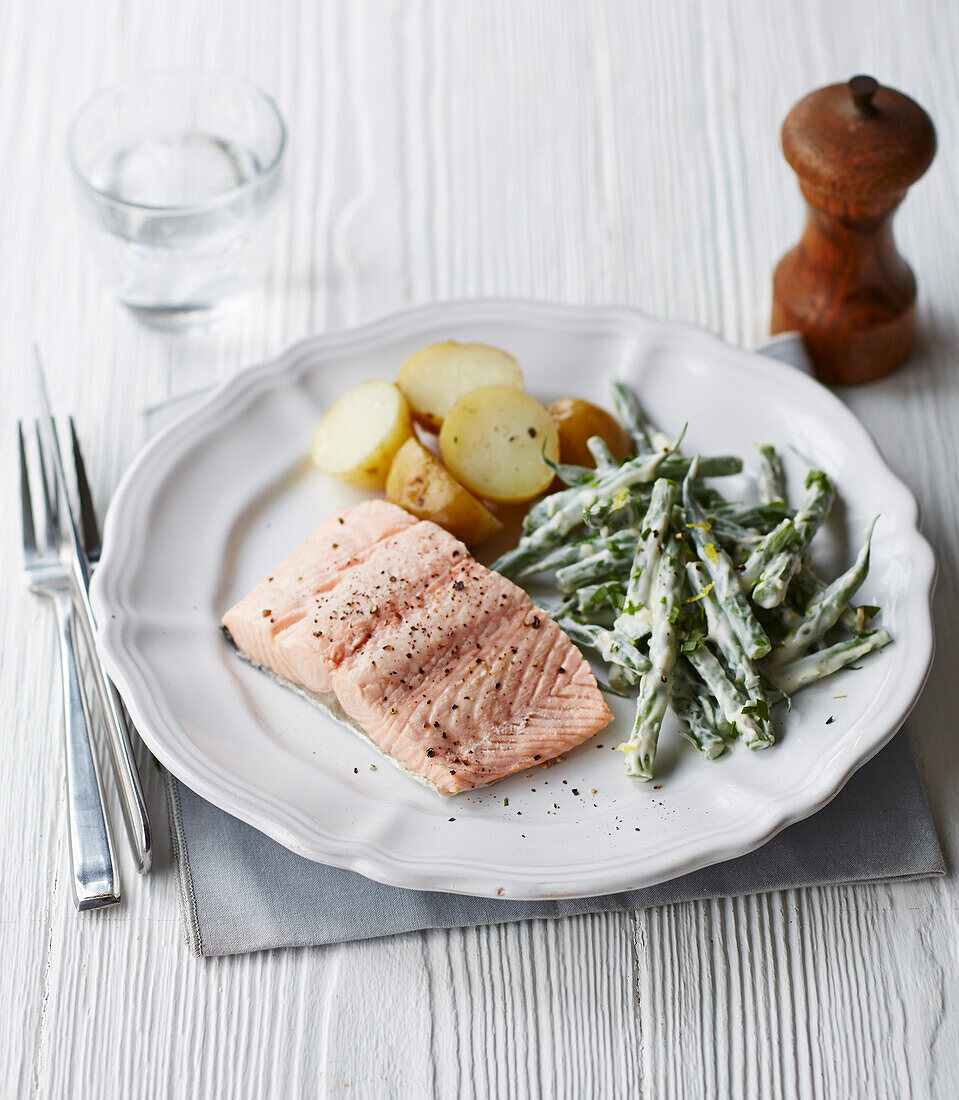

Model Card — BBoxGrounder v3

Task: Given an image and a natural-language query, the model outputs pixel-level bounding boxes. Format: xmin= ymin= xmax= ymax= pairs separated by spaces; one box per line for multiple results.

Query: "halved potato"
xmin=397 ymin=341 xmax=524 ymax=431
xmin=311 ymin=380 xmax=413 ymax=490
xmin=547 ymin=397 xmax=631 ymax=467
xmin=439 ymin=386 xmax=560 ymax=504
xmin=386 ymin=437 xmax=502 ymax=545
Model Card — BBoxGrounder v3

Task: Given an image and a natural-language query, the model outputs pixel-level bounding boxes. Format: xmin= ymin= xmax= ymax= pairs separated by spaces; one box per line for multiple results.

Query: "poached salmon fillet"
xmin=221 ymin=500 xmax=612 ymax=794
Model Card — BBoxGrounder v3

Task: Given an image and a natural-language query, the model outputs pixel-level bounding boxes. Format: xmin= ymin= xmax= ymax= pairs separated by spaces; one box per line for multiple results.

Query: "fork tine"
xmin=18 ymin=422 xmax=38 ymax=558
xmin=34 ymin=420 xmax=59 ymax=551
xmin=69 ymin=417 xmax=101 ymax=561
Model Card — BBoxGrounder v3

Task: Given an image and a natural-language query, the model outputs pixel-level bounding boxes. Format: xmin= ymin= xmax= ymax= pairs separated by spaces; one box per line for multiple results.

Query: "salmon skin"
xmin=221 ymin=500 xmax=612 ymax=795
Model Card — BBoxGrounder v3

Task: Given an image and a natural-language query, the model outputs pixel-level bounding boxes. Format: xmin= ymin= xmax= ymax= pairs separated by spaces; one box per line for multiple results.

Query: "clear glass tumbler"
xmin=68 ymin=71 xmax=286 ymax=331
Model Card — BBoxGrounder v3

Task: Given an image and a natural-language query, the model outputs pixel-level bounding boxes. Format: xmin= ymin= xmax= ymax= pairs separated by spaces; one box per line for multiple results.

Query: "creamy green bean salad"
xmin=492 ymin=380 xmax=891 ymax=782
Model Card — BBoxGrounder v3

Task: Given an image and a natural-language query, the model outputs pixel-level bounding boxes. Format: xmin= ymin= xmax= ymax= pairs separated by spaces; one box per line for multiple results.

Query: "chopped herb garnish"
xmin=684 ymin=582 xmax=714 ymax=604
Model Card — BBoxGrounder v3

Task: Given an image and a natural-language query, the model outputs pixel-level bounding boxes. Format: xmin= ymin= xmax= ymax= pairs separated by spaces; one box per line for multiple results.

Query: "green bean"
xmin=685 ymin=561 xmax=774 ymax=747
xmin=757 ymin=445 xmax=786 ymax=505
xmin=537 ymin=594 xmax=577 ymax=618
xmin=557 ymin=617 xmax=651 ymax=676
xmin=724 ymin=501 xmax=794 ymax=532
xmin=741 ymin=517 xmax=800 ymax=587
xmin=556 ymin=547 xmax=631 ymax=592
xmin=682 ymin=463 xmax=771 ymax=659
xmin=684 ymin=641 xmax=772 ymax=750
xmin=699 ymin=513 xmax=762 ymax=557
xmin=607 ymin=380 xmax=656 ymax=453
xmin=586 ymin=436 xmax=619 ymax=472
xmin=575 ymin=581 xmax=627 ymax=617
xmin=524 ymin=463 xmax=628 ymax=531
xmin=752 ymin=470 xmax=835 ymax=608
xmin=650 ymin=429 xmax=677 ymax=453
xmin=584 ymin=492 xmax=648 ymax=532
xmin=698 ymin=686 xmax=733 ymax=738
xmin=606 ymin=664 xmax=641 ymax=695
xmin=769 ymin=630 xmax=892 ymax=695
xmin=794 ymin=472 xmax=835 ymax=540
xmin=790 ymin=562 xmax=875 ymax=635
xmin=620 ymin=539 xmax=683 ymax=779
xmin=493 ymin=447 xmax=673 ymax=576
xmin=555 ymin=615 xmax=597 ymax=650
xmin=596 ymin=629 xmax=651 ymax=674
xmin=606 ymin=382 xmax=682 ymax=459
xmin=522 ymin=486 xmax=579 ymax=533
xmin=512 ymin=529 xmax=635 ymax=578
xmin=770 ymin=520 xmax=876 ymax=666
xmin=672 ymin=664 xmax=728 ymax=758
xmin=513 ymin=541 xmax=594 ymax=579
xmin=615 ymin=479 xmax=676 ymax=638
xmin=756 ymin=601 xmax=804 ymax=634
xmin=659 ymin=455 xmax=744 ymax=480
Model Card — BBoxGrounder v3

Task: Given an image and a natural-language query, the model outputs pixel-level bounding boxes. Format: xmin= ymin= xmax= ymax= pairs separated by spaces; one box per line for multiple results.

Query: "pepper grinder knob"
xmin=849 ymin=74 xmax=879 ymax=118
xmin=770 ymin=76 xmax=936 ymax=384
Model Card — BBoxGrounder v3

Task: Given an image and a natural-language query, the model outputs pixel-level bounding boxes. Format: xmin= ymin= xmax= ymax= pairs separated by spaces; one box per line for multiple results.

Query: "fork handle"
xmin=52 ymin=590 xmax=120 ymax=910
xmin=72 ymin=598 xmax=152 ymax=874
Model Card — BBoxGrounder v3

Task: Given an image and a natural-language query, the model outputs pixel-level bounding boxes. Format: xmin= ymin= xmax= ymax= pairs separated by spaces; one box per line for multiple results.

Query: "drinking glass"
xmin=68 ymin=71 xmax=286 ymax=331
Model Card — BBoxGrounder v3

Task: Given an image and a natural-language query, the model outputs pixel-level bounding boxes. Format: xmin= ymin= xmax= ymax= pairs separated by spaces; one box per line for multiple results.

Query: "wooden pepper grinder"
xmin=771 ymin=75 xmax=936 ymax=384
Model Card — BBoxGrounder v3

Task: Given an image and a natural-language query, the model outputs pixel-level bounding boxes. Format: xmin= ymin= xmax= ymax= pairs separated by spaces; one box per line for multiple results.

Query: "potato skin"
xmin=439 ymin=385 xmax=560 ymax=504
xmin=386 ymin=437 xmax=502 ymax=546
xmin=397 ymin=341 xmax=524 ymax=432
xmin=547 ymin=398 xmax=631 ymax=468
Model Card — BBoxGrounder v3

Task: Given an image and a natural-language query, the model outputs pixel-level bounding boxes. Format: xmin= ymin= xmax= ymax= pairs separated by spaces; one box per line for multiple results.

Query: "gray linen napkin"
xmin=147 ymin=333 xmax=944 ymax=957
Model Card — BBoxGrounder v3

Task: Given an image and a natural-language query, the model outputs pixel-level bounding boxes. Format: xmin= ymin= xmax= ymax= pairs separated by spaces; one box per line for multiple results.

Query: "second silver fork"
xmin=19 ymin=423 xmax=120 ymax=911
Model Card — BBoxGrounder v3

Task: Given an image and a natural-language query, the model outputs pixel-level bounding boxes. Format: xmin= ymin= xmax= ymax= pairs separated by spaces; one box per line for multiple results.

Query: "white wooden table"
xmin=2 ymin=1 xmax=958 ymax=1096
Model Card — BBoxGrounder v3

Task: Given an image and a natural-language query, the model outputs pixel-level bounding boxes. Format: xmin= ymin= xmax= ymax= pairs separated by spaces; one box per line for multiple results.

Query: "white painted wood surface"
xmin=2 ymin=1 xmax=958 ymax=1096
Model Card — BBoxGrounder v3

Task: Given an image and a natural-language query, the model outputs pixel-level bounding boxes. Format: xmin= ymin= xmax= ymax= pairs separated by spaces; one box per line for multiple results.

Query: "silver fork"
xmin=67 ymin=418 xmax=152 ymax=874
xmin=19 ymin=422 xmax=120 ymax=911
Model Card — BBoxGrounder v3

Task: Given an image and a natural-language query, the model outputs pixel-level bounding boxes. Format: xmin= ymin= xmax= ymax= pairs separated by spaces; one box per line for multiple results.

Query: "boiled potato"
xmin=397 ymin=341 xmax=524 ymax=431
xmin=439 ymin=386 xmax=560 ymax=504
xmin=311 ymin=380 xmax=413 ymax=490
xmin=386 ymin=438 xmax=502 ymax=546
xmin=547 ymin=397 xmax=631 ymax=468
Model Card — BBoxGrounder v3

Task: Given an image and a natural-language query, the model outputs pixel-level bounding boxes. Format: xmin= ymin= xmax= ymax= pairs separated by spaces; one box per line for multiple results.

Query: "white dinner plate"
xmin=92 ymin=300 xmax=935 ymax=899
